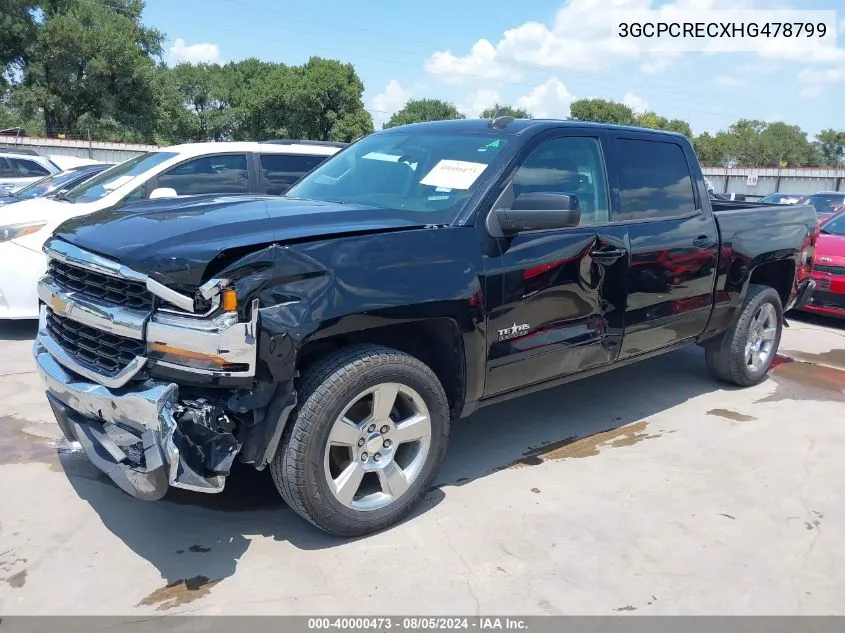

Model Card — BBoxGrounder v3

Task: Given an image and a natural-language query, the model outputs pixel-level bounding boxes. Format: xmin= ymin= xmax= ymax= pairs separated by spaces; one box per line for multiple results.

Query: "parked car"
xmin=0 ymin=164 xmax=111 ymax=207
xmin=757 ymin=193 xmax=806 ymax=205
xmin=800 ymin=209 xmax=845 ymax=317
xmin=797 ymin=192 xmax=845 ymax=222
xmin=33 ymin=119 xmax=817 ymax=536
xmin=0 ymin=151 xmax=102 ymax=192
xmin=0 ymin=140 xmax=343 ymax=319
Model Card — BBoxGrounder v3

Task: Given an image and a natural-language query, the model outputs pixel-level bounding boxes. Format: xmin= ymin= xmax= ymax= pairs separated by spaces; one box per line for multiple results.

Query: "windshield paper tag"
xmin=101 ymin=175 xmax=134 ymax=191
xmin=420 ymin=160 xmax=487 ymax=190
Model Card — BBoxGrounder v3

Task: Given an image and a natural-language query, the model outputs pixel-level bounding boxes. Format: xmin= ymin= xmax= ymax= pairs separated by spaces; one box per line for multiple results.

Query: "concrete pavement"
xmin=1 ymin=315 xmax=844 ymax=615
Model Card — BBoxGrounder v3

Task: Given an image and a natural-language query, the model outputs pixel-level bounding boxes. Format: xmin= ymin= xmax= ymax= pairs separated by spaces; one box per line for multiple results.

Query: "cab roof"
xmin=158 ymin=140 xmax=343 ymax=157
xmin=378 ymin=118 xmax=689 ymax=140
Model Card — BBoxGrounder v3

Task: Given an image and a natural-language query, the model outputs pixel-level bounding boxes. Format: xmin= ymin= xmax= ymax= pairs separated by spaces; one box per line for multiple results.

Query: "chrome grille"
xmin=813 ymin=263 xmax=845 ymax=276
xmin=45 ymin=309 xmax=145 ymax=378
xmin=48 ymin=259 xmax=154 ymax=311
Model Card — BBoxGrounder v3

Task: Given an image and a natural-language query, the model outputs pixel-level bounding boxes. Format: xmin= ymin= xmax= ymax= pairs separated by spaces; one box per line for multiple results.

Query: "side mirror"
xmin=149 ymin=187 xmax=178 ymax=200
xmin=487 ymin=192 xmax=581 ymax=238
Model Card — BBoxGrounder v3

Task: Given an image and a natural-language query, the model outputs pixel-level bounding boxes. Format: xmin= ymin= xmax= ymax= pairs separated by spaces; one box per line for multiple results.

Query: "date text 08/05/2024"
xmin=307 ymin=617 xmax=529 ymax=630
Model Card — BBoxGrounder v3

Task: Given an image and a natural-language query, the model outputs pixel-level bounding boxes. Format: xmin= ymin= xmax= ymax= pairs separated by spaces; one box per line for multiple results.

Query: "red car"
xmin=802 ymin=209 xmax=845 ymax=317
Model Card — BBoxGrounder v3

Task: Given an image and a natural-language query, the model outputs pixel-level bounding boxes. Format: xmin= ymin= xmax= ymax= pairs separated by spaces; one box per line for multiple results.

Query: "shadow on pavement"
xmin=787 ymin=309 xmax=845 ymax=331
xmin=60 ymin=345 xmax=727 ymax=588
xmin=0 ymin=320 xmax=38 ymax=342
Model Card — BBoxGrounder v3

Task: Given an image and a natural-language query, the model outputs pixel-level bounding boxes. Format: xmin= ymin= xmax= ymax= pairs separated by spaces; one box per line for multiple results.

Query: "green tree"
xmin=569 ymin=98 xmax=636 ymax=125
xmin=814 ymin=128 xmax=845 ymax=167
xmin=384 ymin=98 xmax=465 ymax=128
xmin=479 ymin=103 xmax=532 ymax=119
xmin=758 ymin=121 xmax=822 ymax=167
xmin=223 ymin=58 xmax=289 ymax=141
xmin=635 ymin=111 xmax=692 ymax=138
xmin=165 ymin=62 xmax=236 ymax=141
xmin=282 ymin=57 xmax=373 ymax=142
xmin=11 ymin=0 xmax=164 ymax=139
xmin=693 ymin=132 xmax=735 ymax=167
xmin=0 ymin=0 xmax=39 ymax=91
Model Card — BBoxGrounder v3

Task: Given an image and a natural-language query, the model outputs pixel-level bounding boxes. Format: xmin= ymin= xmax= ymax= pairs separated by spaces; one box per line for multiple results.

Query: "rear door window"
xmin=157 ymin=154 xmax=250 ymax=195
xmin=0 ymin=158 xmax=14 ymax=178
xmin=614 ymin=138 xmax=697 ymax=220
xmin=260 ymin=153 xmax=329 ymax=195
xmin=9 ymin=157 xmax=51 ymax=177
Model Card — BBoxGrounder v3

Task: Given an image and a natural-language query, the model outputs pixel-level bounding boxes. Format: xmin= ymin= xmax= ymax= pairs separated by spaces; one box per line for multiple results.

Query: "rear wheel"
xmin=271 ymin=344 xmax=450 ymax=536
xmin=705 ymin=283 xmax=783 ymax=386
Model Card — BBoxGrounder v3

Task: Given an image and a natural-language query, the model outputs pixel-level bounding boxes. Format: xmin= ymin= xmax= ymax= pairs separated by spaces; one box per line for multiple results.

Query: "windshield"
xmin=64 ymin=151 xmax=177 ymax=203
xmin=760 ymin=194 xmax=799 ymax=204
xmin=11 ymin=168 xmax=88 ymax=200
xmin=286 ymin=131 xmax=512 ymax=221
xmin=798 ymin=194 xmax=845 ymax=216
xmin=821 ymin=212 xmax=845 ymax=236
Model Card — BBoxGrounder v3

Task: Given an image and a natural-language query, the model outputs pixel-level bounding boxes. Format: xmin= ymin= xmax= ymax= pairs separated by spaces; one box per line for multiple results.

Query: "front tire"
xmin=705 ymin=283 xmax=783 ymax=387
xmin=271 ymin=344 xmax=450 ymax=537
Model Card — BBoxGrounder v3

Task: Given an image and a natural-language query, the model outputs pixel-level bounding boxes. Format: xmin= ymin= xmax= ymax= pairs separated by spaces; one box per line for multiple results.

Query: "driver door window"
xmin=157 ymin=154 xmax=250 ymax=195
xmin=512 ymin=137 xmax=610 ymax=226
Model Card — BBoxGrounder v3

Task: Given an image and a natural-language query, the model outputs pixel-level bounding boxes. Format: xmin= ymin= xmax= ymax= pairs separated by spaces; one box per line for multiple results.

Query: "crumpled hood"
xmin=51 ymin=195 xmax=432 ymax=288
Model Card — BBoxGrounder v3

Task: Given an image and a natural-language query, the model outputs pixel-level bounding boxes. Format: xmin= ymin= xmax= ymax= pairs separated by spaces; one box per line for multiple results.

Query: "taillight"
xmin=798 ymin=226 xmax=819 ymax=279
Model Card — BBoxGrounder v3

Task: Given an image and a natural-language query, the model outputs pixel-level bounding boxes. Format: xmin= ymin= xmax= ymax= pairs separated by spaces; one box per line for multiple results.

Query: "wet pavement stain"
xmin=137 ymin=575 xmax=221 ymax=611
xmin=512 ymin=421 xmax=661 ymax=468
xmin=760 ymin=355 xmax=845 ymax=403
xmin=781 ymin=348 xmax=845 ymax=370
xmin=188 ymin=545 xmax=211 ymax=553
xmin=6 ymin=570 xmax=27 ymax=588
xmin=707 ymin=409 xmax=757 ymax=422
xmin=0 ymin=416 xmax=64 ymax=468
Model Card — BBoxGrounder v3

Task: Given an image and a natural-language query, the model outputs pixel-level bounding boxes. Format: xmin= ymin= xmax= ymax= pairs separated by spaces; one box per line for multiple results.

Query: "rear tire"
xmin=705 ymin=283 xmax=783 ymax=387
xmin=271 ymin=344 xmax=450 ymax=537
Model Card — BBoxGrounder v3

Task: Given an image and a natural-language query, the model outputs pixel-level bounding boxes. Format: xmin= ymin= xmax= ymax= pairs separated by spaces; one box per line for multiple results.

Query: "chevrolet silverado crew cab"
xmin=34 ymin=119 xmax=818 ymax=536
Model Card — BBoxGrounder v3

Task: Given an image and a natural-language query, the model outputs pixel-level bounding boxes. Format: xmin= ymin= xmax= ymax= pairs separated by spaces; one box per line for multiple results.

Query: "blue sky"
xmin=144 ymin=0 xmax=845 ymax=137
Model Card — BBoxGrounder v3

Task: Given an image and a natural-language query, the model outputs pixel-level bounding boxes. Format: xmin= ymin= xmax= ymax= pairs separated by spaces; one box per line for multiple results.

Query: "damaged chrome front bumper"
xmin=34 ymin=321 xmax=236 ymax=501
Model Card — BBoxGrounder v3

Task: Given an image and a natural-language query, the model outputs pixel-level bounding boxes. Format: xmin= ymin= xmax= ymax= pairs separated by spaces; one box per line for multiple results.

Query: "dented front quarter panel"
xmin=217 ymin=226 xmax=488 ymax=468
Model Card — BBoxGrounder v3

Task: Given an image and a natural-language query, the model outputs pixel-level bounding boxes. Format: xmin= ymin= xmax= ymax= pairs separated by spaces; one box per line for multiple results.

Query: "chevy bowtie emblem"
xmin=50 ymin=295 xmax=69 ymax=314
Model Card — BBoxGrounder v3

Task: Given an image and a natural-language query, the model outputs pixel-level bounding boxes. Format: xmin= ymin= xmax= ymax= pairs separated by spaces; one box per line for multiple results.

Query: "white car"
xmin=0 ymin=152 xmax=102 ymax=192
xmin=0 ymin=140 xmax=345 ymax=319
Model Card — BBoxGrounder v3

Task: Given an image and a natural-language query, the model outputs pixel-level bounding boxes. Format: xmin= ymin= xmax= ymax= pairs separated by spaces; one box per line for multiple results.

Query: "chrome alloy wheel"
xmin=323 ymin=382 xmax=432 ymax=511
xmin=745 ymin=302 xmax=778 ymax=372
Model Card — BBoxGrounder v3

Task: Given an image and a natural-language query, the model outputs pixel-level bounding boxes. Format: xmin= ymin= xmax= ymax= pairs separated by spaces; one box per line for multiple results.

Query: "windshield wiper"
xmin=51 ymin=189 xmax=74 ymax=203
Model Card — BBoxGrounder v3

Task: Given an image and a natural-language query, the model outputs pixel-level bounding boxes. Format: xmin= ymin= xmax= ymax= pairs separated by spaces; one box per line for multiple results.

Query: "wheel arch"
xmin=297 ymin=318 xmax=467 ymax=421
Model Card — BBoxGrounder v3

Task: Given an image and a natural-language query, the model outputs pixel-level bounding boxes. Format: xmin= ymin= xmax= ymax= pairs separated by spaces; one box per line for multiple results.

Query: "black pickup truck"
xmin=34 ymin=119 xmax=818 ymax=536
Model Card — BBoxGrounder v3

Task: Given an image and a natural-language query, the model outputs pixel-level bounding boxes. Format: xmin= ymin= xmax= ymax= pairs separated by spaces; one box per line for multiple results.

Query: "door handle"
xmin=590 ymin=247 xmax=627 ymax=263
xmin=693 ymin=235 xmax=717 ymax=249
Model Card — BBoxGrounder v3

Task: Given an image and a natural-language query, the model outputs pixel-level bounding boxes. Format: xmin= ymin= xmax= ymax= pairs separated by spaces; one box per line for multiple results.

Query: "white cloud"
xmin=424 ymin=40 xmax=516 ymax=84
xmin=371 ymin=80 xmax=412 ymax=120
xmin=714 ymin=74 xmax=746 ymax=87
xmin=622 ymin=91 xmax=648 ymax=114
xmin=639 ymin=56 xmax=676 ymax=74
xmin=457 ymin=89 xmax=501 ymax=118
xmin=797 ymin=65 xmax=845 ymax=98
xmin=516 ymin=77 xmax=575 ymax=119
xmin=800 ymin=85 xmax=823 ymax=99
xmin=798 ymin=66 xmax=845 ymax=84
xmin=168 ymin=38 xmax=223 ymax=66
xmin=738 ymin=62 xmax=779 ymax=75
xmin=423 ymin=0 xmax=845 ymax=85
